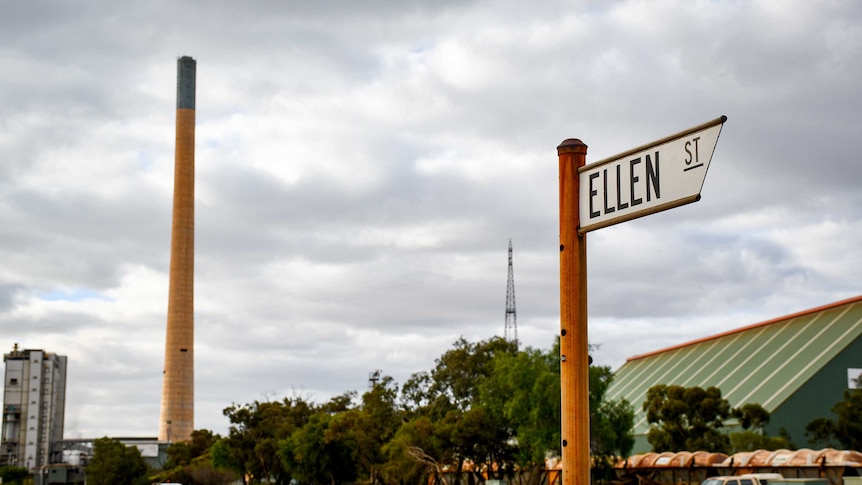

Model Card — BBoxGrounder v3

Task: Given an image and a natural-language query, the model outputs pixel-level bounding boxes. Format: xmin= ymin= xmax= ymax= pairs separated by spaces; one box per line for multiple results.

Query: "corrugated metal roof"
xmin=605 ymin=295 xmax=862 ymax=436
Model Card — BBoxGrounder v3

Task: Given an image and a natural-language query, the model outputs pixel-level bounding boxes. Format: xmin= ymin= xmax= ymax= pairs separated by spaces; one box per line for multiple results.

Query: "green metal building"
xmin=605 ymin=295 xmax=862 ymax=453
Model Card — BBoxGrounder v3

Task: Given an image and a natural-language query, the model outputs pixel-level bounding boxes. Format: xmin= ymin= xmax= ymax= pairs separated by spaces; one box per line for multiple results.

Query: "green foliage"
xmin=210 ymin=336 xmax=634 ymax=484
xmin=805 ymin=384 xmax=862 ymax=450
xmin=832 ymin=388 xmax=862 ymax=448
xmin=805 ymin=417 xmax=838 ymax=448
xmin=383 ymin=415 xmax=452 ymax=483
xmin=358 ymin=377 xmax=404 ymax=481
xmin=589 ymin=363 xmax=635 ymax=459
xmin=643 ymin=385 xmax=733 ymax=453
xmin=401 ymin=369 xmax=434 ymax=414
xmin=220 ymin=397 xmax=314 ymax=484
xmin=589 ymin=363 xmax=614 ymax=410
xmin=327 ymin=376 xmax=403 ymax=484
xmin=430 ymin=336 xmax=517 ymax=411
xmin=398 ymin=336 xmax=517 ymax=482
xmin=0 ymin=466 xmax=29 ymax=485
xmin=643 ymin=386 xmax=784 ymax=454
xmin=588 ymin=359 xmax=635 ymax=480
xmin=728 ymin=430 xmax=791 ymax=453
xmin=154 ymin=429 xmax=238 ymax=485
xmin=280 ymin=411 xmax=357 ymax=485
xmin=321 ymin=391 xmax=356 ymax=414
xmin=477 ymin=342 xmax=572 ymax=485
xmin=184 ymin=465 xmax=239 ymax=485
xmin=479 ymin=345 xmax=559 ymax=471
xmin=592 ymin=397 xmax=635 ymax=459
xmin=85 ymin=437 xmax=150 ymax=485
xmin=165 ymin=428 xmax=220 ymax=469
xmin=210 ymin=437 xmax=244 ymax=479
xmin=453 ymin=406 xmax=515 ymax=479
xmin=732 ymin=403 xmax=770 ymax=430
xmin=726 ymin=403 xmax=790 ymax=453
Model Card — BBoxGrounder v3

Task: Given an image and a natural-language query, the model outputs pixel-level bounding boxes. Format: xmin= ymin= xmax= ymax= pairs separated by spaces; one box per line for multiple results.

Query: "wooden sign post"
xmin=557 ymin=117 xmax=726 ymax=485
xmin=558 ymin=138 xmax=590 ymax=485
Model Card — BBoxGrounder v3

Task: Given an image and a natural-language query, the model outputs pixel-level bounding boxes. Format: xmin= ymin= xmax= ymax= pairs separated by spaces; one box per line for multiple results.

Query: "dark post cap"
xmin=557 ymin=138 xmax=587 ymax=155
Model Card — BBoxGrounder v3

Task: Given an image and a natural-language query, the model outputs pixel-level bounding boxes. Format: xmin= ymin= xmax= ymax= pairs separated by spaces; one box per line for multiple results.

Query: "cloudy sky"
xmin=2 ymin=0 xmax=860 ymax=439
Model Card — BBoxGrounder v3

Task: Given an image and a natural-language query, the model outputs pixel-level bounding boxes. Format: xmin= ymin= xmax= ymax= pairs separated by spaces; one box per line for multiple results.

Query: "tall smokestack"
xmin=159 ymin=55 xmax=196 ymax=442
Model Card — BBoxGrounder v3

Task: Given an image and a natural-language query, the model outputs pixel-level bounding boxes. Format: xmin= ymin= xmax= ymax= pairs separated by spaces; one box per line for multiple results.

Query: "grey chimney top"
xmin=177 ymin=56 xmax=196 ymax=110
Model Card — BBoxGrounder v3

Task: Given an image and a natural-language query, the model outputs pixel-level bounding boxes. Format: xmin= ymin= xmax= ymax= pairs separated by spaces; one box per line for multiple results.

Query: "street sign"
xmin=578 ymin=116 xmax=726 ymax=233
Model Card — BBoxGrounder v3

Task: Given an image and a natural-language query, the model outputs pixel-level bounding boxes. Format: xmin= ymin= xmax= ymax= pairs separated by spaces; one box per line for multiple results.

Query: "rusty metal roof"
xmin=615 ymin=448 xmax=862 ymax=469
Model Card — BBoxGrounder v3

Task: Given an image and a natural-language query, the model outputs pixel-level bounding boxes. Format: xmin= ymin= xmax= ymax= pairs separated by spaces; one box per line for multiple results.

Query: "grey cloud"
xmin=0 ymin=283 xmax=24 ymax=313
xmin=2 ymin=0 xmax=861 ymax=438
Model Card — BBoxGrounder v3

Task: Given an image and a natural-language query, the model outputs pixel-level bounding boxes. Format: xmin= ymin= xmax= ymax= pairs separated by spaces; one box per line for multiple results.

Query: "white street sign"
xmin=578 ymin=116 xmax=726 ymax=234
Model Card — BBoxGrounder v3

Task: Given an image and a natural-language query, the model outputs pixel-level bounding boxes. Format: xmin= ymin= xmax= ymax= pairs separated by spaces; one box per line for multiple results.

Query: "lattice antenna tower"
xmin=368 ymin=369 xmax=382 ymax=390
xmin=505 ymin=239 xmax=518 ymax=348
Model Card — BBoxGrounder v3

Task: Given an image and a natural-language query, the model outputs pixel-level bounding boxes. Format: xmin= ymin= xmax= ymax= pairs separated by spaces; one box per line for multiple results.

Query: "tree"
xmin=643 ymin=385 xmax=732 ymax=453
xmin=341 ymin=376 xmax=403 ymax=484
xmin=211 ymin=438 xmax=246 ymax=481
xmin=729 ymin=429 xmax=791 ymax=453
xmin=805 ymin=379 xmax=862 ymax=450
xmin=452 ymin=406 xmax=515 ymax=481
xmin=727 ymin=403 xmax=791 ymax=453
xmin=280 ymin=408 xmax=360 ymax=485
xmin=188 ymin=465 xmax=241 ymax=485
xmin=427 ymin=336 xmax=518 ymax=414
xmin=429 ymin=337 xmax=517 ymax=483
xmin=216 ymin=337 xmax=636 ymax=485
xmin=382 ymin=415 xmax=453 ymax=485
xmin=396 ymin=337 xmax=632 ymax=485
xmin=273 ymin=390 xmax=403 ymax=485
xmin=165 ymin=428 xmax=220 ymax=469
xmin=479 ymin=344 xmax=559 ymax=485
xmin=732 ymin=403 xmax=770 ymax=430
xmin=396 ymin=337 xmax=517 ymax=485
xmin=0 ymin=466 xmax=29 ymax=485
xmin=592 ymin=398 xmax=635 ymax=468
xmin=220 ymin=397 xmax=314 ymax=484
xmin=584 ymin=358 xmax=635 ymax=482
xmin=85 ymin=437 xmax=150 ymax=485
xmin=153 ymin=429 xmax=238 ymax=485
xmin=589 ymin=363 xmax=635 ymax=462
xmin=805 ymin=417 xmax=839 ymax=448
xmin=401 ymin=368 xmax=434 ymax=415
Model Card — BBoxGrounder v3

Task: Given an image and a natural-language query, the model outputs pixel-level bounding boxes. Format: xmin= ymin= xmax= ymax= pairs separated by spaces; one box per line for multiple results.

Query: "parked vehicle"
xmin=702 ymin=473 xmax=785 ymax=485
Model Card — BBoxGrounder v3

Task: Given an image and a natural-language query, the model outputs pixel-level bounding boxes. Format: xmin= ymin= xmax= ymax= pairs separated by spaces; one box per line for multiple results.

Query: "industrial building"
xmin=2 ymin=345 xmax=68 ymax=472
xmin=606 ymin=295 xmax=862 ymax=453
